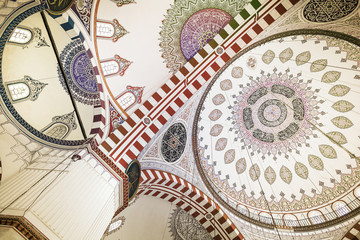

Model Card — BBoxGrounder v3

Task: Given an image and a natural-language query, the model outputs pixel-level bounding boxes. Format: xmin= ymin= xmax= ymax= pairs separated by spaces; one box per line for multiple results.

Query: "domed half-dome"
xmin=194 ymin=30 xmax=360 ymax=229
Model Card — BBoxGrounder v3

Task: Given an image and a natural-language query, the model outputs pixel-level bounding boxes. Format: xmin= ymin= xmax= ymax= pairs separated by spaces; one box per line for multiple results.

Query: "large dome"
xmin=194 ymin=31 xmax=360 ymax=229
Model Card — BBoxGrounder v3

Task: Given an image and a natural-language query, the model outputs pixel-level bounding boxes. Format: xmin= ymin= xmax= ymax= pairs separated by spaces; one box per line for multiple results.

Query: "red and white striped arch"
xmin=138 ymin=169 xmax=244 ymax=240
xmin=98 ymin=0 xmax=301 ymax=173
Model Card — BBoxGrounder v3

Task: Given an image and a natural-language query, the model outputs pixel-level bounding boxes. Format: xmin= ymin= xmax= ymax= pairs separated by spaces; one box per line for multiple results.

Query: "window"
xmin=96 ymin=22 xmax=115 ymax=38
xmin=6 ymin=82 xmax=30 ymax=102
xmin=101 ymin=60 xmax=120 ymax=76
xmin=9 ymin=27 xmax=33 ymax=45
xmin=117 ymin=92 xmax=136 ymax=110
xmin=100 ymin=55 xmax=131 ymax=77
xmin=333 ymin=201 xmax=349 ymax=216
xmin=43 ymin=122 xmax=69 ymax=139
xmin=308 ymin=210 xmax=325 ymax=224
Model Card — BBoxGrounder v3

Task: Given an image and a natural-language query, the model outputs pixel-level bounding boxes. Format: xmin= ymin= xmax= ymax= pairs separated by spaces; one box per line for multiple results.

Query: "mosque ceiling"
xmin=1 ymin=0 xmax=360 ymax=239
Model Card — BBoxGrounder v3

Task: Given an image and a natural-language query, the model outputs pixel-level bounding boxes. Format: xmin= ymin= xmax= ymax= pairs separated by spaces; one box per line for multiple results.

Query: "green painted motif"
xmin=319 ymin=144 xmax=337 ymax=159
xmin=311 ymin=59 xmax=327 ymax=72
xmin=321 ymin=71 xmax=341 ymax=83
xmin=328 ymin=85 xmax=350 ymax=97
xmin=327 ymin=131 xmax=348 ymax=144
xmin=296 ymin=51 xmax=311 ymax=65
xmin=331 ymin=116 xmax=353 ymax=129
xmin=332 ymin=100 xmax=354 ymax=112
xmin=279 ymin=47 xmax=293 ymax=63
xmin=308 ymin=154 xmax=324 ymax=170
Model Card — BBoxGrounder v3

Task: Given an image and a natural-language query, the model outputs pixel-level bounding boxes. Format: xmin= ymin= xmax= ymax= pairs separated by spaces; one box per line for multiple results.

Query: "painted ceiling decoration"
xmin=46 ymin=0 xmax=75 ymax=15
xmin=159 ymin=0 xmax=249 ymax=72
xmin=41 ymin=111 xmax=78 ymax=139
xmin=194 ymin=31 xmax=360 ymax=229
xmin=100 ymin=54 xmax=132 ymax=77
xmin=111 ymin=0 xmax=136 ymax=7
xmin=58 ymin=38 xmax=100 ymax=106
xmin=71 ymin=0 xmax=92 ymax=33
xmin=96 ymin=19 xmax=128 ymax=42
xmin=115 ymin=85 xmax=144 ymax=111
xmin=303 ymin=0 xmax=359 ymax=23
xmin=125 ymin=159 xmax=141 ymax=201
xmin=109 ymin=102 xmax=125 ymax=133
xmin=169 ymin=207 xmax=213 ymax=240
xmin=5 ymin=75 xmax=47 ymax=103
xmin=7 ymin=26 xmax=49 ymax=48
xmin=161 ymin=122 xmax=187 ymax=163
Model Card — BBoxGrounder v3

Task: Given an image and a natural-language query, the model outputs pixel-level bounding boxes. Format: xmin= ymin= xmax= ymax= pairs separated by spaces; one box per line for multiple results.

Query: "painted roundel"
xmin=161 ymin=123 xmax=187 ymax=163
xmin=180 ymin=8 xmax=231 ymax=61
xmin=194 ymin=31 xmax=360 ymax=228
xmin=303 ymin=0 xmax=359 ymax=23
xmin=58 ymin=38 xmax=100 ymax=105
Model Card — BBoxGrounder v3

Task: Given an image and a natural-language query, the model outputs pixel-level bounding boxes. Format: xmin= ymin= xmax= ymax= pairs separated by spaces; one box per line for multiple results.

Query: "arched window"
xmin=100 ymin=55 xmax=131 ymax=77
xmin=116 ymin=86 xmax=144 ymax=111
xmin=42 ymin=122 xmax=69 ymax=139
xmin=106 ymin=216 xmax=125 ymax=235
xmin=101 ymin=60 xmax=120 ymax=76
xmin=333 ymin=201 xmax=349 ymax=216
xmin=6 ymin=82 xmax=30 ymax=102
xmin=8 ymin=27 xmax=33 ymax=45
xmin=5 ymin=76 xmax=47 ymax=103
xmin=118 ymin=92 xmax=136 ymax=110
xmin=41 ymin=112 xmax=77 ymax=140
xmin=308 ymin=210 xmax=325 ymax=224
xmin=96 ymin=22 xmax=115 ymax=38
xmin=96 ymin=19 xmax=128 ymax=42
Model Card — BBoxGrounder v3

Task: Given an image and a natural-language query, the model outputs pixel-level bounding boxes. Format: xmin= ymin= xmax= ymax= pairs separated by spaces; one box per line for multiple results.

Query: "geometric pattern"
xmin=303 ymin=0 xmax=358 ymax=23
xmin=160 ymin=0 xmax=248 ymax=72
xmin=100 ymin=0 xmax=301 ymax=173
xmin=50 ymin=13 xmax=106 ymax=144
xmin=169 ymin=207 xmax=212 ymax=240
xmin=139 ymin=169 xmax=244 ymax=240
xmin=161 ymin=123 xmax=187 ymax=163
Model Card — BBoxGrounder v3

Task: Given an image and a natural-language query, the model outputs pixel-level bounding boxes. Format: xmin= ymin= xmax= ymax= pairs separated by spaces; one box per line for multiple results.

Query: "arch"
xmin=342 ymin=220 xmax=360 ymax=240
xmin=332 ymin=201 xmax=350 ymax=217
xmin=8 ymin=26 xmax=33 ymax=45
xmin=308 ymin=210 xmax=326 ymax=224
xmin=138 ymin=169 xmax=244 ymax=240
xmin=96 ymin=21 xmax=115 ymax=38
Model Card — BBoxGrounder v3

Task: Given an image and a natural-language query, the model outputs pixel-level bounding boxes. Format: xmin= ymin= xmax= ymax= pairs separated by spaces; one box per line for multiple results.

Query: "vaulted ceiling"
xmin=1 ymin=0 xmax=360 ymax=239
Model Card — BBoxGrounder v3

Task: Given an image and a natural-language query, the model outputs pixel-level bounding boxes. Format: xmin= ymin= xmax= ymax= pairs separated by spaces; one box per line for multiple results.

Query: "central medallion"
xmin=232 ymin=73 xmax=316 ymax=155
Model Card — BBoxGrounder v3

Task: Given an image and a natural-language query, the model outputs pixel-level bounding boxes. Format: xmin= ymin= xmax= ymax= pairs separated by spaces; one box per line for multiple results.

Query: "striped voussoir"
xmin=343 ymin=221 xmax=360 ymax=240
xmin=50 ymin=13 xmax=106 ymax=145
xmin=138 ymin=169 xmax=244 ymax=240
xmin=99 ymin=0 xmax=301 ymax=173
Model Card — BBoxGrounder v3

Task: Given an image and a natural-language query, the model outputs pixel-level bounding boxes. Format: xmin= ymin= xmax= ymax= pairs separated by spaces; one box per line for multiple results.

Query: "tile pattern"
xmin=99 ymin=0 xmax=301 ymax=172
xmin=138 ymin=169 xmax=244 ymax=240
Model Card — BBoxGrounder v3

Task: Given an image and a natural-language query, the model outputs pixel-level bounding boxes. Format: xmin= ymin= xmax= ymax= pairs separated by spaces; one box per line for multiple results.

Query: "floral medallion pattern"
xmin=58 ymin=39 xmax=100 ymax=105
xmin=159 ymin=0 xmax=248 ymax=72
xmin=194 ymin=33 xmax=360 ymax=227
xmin=180 ymin=8 xmax=231 ymax=60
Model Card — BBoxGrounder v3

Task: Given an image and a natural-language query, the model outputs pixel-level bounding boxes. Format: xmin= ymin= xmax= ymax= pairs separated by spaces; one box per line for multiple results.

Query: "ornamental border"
xmin=192 ymin=28 xmax=360 ymax=231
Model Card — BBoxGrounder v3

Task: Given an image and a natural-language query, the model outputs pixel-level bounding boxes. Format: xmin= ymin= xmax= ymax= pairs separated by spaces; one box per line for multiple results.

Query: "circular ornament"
xmin=58 ymin=39 xmax=100 ymax=106
xmin=161 ymin=123 xmax=187 ymax=163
